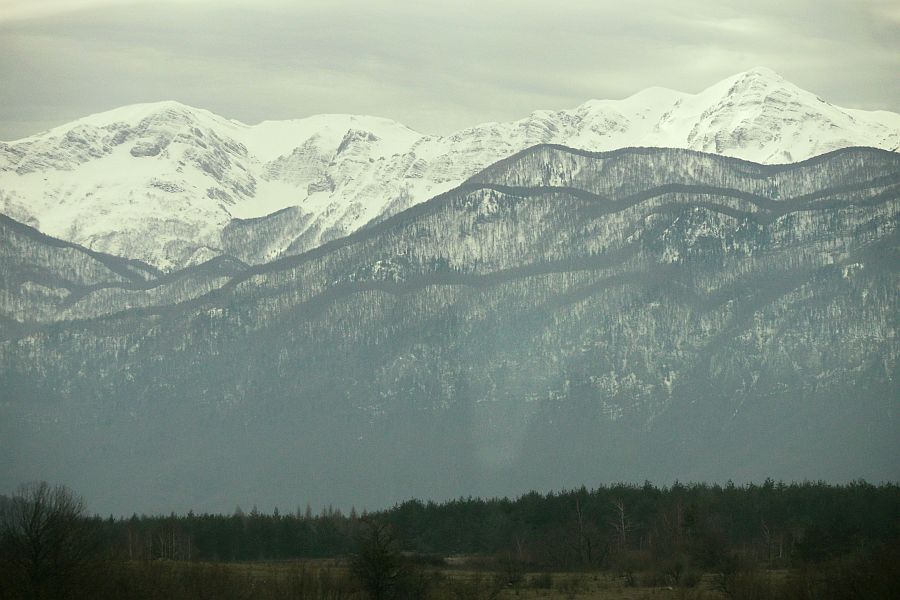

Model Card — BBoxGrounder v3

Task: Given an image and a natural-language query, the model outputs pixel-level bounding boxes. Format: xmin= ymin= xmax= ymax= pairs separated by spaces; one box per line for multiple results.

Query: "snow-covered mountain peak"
xmin=729 ymin=65 xmax=785 ymax=83
xmin=229 ymin=113 xmax=422 ymax=163
xmin=614 ymin=85 xmax=685 ymax=107
xmin=12 ymin=100 xmax=224 ymax=144
xmin=78 ymin=100 xmax=202 ymax=126
xmin=1 ymin=69 xmax=897 ymax=270
xmin=708 ymin=68 xmax=808 ymax=108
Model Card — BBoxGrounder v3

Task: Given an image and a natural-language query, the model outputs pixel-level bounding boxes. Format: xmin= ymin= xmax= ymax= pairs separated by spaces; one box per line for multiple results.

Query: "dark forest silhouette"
xmin=1 ymin=480 xmax=898 ymax=599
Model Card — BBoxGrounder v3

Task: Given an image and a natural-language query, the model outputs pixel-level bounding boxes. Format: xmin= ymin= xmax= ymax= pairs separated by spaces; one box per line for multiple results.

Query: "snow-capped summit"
xmin=660 ymin=67 xmax=890 ymax=163
xmin=1 ymin=69 xmax=898 ymax=270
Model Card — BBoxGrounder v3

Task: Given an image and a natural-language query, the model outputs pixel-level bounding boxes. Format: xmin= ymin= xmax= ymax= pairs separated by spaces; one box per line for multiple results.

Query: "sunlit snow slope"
xmin=1 ymin=68 xmax=898 ymax=270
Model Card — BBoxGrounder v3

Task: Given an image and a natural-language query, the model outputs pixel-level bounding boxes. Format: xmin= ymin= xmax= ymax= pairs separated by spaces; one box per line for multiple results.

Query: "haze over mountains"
xmin=2 ymin=142 xmax=898 ymax=514
xmin=1 ymin=68 xmax=898 ymax=271
xmin=0 ymin=68 xmax=898 ymax=515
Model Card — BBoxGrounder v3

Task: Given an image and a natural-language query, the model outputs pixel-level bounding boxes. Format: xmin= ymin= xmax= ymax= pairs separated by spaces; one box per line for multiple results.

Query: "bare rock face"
xmin=129 ymin=138 xmax=169 ymax=157
xmin=1 ymin=70 xmax=898 ymax=271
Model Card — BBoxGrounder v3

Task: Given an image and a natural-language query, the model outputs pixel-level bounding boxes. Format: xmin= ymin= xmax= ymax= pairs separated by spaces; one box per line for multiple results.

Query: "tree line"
xmin=6 ymin=479 xmax=897 ymax=565
xmin=2 ymin=479 xmax=898 ymax=599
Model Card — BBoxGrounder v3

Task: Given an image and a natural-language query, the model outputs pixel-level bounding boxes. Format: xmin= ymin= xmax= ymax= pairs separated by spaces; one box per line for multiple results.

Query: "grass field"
xmin=102 ymin=559 xmax=786 ymax=600
xmin=4 ymin=549 xmax=893 ymax=599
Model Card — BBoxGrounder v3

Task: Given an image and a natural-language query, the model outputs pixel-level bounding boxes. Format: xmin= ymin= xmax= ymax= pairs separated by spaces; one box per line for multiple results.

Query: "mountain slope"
xmin=1 ymin=68 xmax=898 ymax=271
xmin=1 ymin=146 xmax=897 ymax=514
xmin=0 ymin=213 xmax=251 ymax=325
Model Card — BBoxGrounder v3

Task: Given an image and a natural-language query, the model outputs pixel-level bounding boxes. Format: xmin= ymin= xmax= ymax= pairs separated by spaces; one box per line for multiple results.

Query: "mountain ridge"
xmin=2 ymin=145 xmax=896 ymax=327
xmin=1 ymin=69 xmax=898 ymax=271
xmin=2 ymin=144 xmax=896 ymax=514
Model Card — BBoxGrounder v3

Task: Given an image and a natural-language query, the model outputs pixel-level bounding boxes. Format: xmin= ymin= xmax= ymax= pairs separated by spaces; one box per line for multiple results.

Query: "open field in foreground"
xmin=9 ymin=557 xmax=881 ymax=600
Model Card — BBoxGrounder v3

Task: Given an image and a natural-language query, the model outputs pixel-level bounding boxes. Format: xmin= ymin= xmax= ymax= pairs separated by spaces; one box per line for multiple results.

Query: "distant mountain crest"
xmin=1 ymin=69 xmax=898 ymax=270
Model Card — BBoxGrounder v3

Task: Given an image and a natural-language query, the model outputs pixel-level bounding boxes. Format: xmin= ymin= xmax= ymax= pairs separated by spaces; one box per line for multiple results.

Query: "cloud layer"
xmin=1 ymin=0 xmax=897 ymax=140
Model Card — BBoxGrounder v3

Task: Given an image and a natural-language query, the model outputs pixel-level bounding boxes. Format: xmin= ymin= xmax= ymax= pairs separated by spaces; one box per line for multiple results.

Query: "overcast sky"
xmin=0 ymin=0 xmax=898 ymax=140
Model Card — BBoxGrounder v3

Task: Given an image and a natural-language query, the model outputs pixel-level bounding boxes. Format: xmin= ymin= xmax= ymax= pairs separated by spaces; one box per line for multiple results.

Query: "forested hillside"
xmin=1 ymin=146 xmax=898 ymax=515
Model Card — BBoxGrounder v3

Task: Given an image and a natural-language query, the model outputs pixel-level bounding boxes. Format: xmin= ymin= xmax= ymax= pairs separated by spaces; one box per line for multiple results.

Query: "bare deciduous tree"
xmin=0 ymin=482 xmax=95 ymax=599
xmin=350 ymin=519 xmax=403 ymax=600
xmin=610 ymin=499 xmax=631 ymax=550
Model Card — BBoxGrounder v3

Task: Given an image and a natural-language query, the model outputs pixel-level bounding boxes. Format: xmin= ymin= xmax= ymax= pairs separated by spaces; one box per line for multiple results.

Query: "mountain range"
xmin=2 ymin=67 xmax=898 ymax=271
xmin=1 ymin=140 xmax=897 ymax=514
xmin=1 ymin=67 xmax=899 ymax=514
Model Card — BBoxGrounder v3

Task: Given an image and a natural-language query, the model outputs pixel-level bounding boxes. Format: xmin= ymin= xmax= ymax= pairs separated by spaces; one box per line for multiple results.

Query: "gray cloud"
xmin=1 ymin=0 xmax=897 ymax=140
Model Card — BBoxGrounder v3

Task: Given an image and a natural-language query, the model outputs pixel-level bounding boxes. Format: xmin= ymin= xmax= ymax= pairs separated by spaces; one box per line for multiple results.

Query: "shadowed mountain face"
xmin=1 ymin=146 xmax=898 ymax=514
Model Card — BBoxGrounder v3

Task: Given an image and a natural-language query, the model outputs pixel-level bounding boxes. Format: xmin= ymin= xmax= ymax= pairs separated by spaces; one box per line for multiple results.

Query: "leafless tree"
xmin=350 ymin=519 xmax=403 ymax=600
xmin=573 ymin=498 xmax=594 ymax=566
xmin=0 ymin=482 xmax=95 ymax=599
xmin=610 ymin=499 xmax=632 ymax=550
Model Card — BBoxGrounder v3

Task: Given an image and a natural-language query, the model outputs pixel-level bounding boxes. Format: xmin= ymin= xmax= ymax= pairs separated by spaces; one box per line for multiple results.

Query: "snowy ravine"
xmin=1 ymin=67 xmax=899 ymax=271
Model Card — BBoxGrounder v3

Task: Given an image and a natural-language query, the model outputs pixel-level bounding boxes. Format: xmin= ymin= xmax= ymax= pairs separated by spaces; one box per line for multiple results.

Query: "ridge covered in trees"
xmin=4 ymin=147 xmax=898 ymax=516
